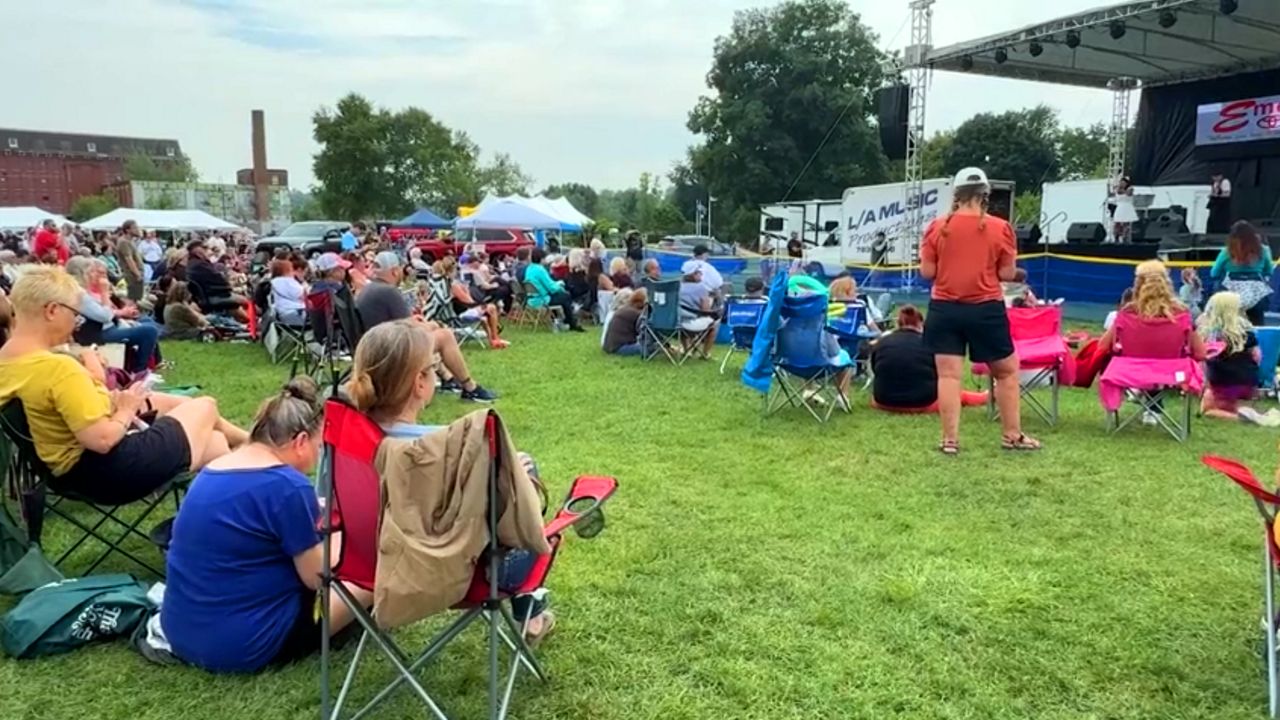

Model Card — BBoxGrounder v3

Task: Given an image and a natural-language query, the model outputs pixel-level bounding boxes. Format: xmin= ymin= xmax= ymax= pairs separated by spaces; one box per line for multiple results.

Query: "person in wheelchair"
xmin=162 ymin=376 xmax=374 ymax=673
xmin=347 ymin=320 xmax=556 ymax=644
xmin=0 ymin=267 xmax=246 ymax=506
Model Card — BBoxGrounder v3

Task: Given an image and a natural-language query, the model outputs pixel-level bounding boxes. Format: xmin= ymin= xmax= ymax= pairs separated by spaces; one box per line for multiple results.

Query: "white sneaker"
xmin=1239 ymin=407 xmax=1264 ymax=425
xmin=1260 ymin=409 xmax=1280 ymax=428
xmin=1142 ymin=411 xmax=1159 ymax=426
xmin=836 ymin=394 xmax=852 ymax=413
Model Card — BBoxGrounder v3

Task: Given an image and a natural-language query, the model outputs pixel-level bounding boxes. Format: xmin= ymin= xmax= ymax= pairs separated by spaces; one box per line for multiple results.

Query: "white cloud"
xmin=2 ymin=0 xmax=1121 ymax=202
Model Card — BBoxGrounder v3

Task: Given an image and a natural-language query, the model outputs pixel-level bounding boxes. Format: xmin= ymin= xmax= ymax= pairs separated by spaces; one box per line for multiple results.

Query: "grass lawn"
xmin=2 ymin=327 xmax=1278 ymax=719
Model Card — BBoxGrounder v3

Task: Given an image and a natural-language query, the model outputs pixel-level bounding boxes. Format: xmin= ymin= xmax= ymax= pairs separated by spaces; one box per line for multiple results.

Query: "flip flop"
xmin=1001 ymin=433 xmax=1043 ymax=451
xmin=938 ymin=440 xmax=960 ymax=456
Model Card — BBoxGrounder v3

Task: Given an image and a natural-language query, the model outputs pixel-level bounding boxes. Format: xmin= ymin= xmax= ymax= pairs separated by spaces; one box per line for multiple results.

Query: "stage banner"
xmin=1196 ymin=94 xmax=1280 ymax=147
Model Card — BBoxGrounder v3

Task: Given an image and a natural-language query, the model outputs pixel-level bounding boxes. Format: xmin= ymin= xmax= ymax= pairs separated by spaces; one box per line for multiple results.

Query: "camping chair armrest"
xmin=543 ymin=475 xmax=618 ymax=539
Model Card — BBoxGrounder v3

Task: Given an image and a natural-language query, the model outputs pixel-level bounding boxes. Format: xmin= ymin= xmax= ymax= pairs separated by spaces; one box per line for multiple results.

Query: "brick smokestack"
xmin=251 ymin=110 xmax=268 ymax=226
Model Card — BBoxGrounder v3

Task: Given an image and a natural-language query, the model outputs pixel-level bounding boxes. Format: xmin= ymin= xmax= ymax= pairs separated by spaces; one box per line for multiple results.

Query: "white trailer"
xmin=758 ymin=200 xmax=842 ymax=254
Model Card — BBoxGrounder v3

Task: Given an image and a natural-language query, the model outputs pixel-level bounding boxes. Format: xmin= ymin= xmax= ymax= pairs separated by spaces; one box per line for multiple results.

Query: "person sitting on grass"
xmin=162 ymin=377 xmax=373 ymax=673
xmin=603 ymin=288 xmax=647 ymax=357
xmin=162 ymin=281 xmax=210 ymax=339
xmin=0 ymin=267 xmax=246 ymax=506
xmin=347 ymin=320 xmax=556 ymax=644
xmin=356 ymin=252 xmax=498 ymax=403
xmin=870 ymin=305 xmax=989 ymax=414
xmin=678 ymin=262 xmax=720 ymax=360
xmin=524 ymin=247 xmax=584 ymax=332
xmin=1198 ymin=291 xmax=1277 ymax=425
xmin=441 ymin=257 xmax=509 ymax=349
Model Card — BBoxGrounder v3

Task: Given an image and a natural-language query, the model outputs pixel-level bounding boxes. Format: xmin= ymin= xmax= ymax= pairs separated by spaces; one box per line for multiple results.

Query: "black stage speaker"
xmin=1014 ymin=223 xmax=1042 ymax=244
xmin=1137 ymin=217 xmax=1188 ymax=243
xmin=1066 ymin=222 xmax=1106 ymax=244
xmin=876 ymin=84 xmax=910 ymax=161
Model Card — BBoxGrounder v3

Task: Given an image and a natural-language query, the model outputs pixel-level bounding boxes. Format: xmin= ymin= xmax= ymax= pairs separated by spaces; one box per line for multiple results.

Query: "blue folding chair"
xmin=719 ymin=298 xmax=768 ymax=374
xmin=641 ymin=279 xmax=685 ymax=364
xmin=827 ymin=301 xmax=879 ymax=385
xmin=765 ymin=294 xmax=853 ymax=423
xmin=1258 ymin=327 xmax=1280 ymax=395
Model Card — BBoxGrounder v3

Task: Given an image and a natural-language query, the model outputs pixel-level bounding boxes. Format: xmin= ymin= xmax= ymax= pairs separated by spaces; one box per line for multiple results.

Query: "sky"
xmin=3 ymin=0 xmax=1122 ymax=194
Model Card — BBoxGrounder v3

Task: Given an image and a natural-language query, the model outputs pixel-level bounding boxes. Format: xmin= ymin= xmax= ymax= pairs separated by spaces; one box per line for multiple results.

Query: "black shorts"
xmin=924 ymin=299 xmax=1014 ymax=364
xmin=52 ymin=416 xmax=191 ymax=506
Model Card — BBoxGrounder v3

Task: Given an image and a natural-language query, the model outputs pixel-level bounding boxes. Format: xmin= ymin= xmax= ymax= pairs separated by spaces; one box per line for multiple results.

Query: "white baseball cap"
xmin=952 ymin=167 xmax=990 ymax=190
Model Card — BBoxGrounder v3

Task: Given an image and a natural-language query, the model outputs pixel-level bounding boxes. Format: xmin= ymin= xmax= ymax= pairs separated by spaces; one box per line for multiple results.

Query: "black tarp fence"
xmin=1132 ymin=68 xmax=1280 ymax=222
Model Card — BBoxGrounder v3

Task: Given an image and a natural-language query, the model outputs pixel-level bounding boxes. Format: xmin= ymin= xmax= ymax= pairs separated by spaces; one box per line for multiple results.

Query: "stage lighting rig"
xmin=1158 ymin=10 xmax=1177 ymax=28
xmin=1220 ymin=0 xmax=1238 ymax=15
xmin=1065 ymin=30 xmax=1081 ymax=49
xmin=1029 ymin=41 xmax=1044 ymax=57
xmin=1110 ymin=20 xmax=1126 ymax=40
xmin=994 ymin=48 xmax=1008 ymax=64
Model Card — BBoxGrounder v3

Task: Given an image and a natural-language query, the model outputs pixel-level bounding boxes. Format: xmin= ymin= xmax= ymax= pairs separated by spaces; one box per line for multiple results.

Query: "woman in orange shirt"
xmin=920 ymin=168 xmax=1039 ymax=455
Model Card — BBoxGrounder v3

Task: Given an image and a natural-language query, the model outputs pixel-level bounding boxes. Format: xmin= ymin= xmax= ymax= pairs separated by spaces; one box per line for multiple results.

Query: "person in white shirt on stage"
xmin=1109 ymin=175 xmax=1139 ymax=244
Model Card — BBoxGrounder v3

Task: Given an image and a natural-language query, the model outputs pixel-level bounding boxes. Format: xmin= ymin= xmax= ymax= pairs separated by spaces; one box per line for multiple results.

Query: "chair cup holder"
xmin=567 ymin=497 xmax=606 ymax=539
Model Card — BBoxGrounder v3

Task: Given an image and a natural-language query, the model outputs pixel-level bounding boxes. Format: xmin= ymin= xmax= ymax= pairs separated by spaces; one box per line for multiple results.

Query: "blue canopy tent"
xmin=395 ymin=208 xmax=452 ymax=229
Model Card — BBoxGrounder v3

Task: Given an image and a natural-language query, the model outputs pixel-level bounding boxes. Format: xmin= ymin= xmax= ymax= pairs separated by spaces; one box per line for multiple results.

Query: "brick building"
xmin=0 ymin=129 xmax=182 ymax=215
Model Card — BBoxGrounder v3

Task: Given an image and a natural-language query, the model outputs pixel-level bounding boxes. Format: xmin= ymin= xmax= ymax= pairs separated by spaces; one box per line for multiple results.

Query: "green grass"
xmin=2 ymin=328 xmax=1278 ymax=719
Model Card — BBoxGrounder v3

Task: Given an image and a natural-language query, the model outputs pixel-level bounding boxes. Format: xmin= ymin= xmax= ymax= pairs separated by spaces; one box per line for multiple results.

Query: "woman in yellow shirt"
xmin=0 ymin=267 xmax=246 ymax=505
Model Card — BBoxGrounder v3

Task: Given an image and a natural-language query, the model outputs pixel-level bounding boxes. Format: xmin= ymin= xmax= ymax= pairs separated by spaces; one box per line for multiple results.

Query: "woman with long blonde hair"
xmin=1197 ymin=291 xmax=1275 ymax=423
xmin=1129 ymin=260 xmax=1183 ymax=320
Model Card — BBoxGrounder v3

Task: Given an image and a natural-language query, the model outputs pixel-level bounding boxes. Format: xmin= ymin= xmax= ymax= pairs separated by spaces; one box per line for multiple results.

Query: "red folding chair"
xmin=973 ymin=306 xmax=1073 ymax=426
xmin=319 ymin=399 xmax=618 ymax=720
xmin=1202 ymin=455 xmax=1280 ymax=718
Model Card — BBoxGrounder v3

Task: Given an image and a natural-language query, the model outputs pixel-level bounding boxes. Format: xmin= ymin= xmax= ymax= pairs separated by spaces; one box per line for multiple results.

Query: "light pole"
xmin=707 ymin=196 xmax=717 ymax=239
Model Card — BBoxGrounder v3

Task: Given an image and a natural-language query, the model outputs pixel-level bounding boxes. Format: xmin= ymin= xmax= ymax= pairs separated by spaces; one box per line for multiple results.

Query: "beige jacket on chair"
xmin=373 ymin=410 xmax=550 ymax=630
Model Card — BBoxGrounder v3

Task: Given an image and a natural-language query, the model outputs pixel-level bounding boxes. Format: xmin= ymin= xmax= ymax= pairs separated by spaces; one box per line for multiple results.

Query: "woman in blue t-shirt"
xmin=162 ymin=377 xmax=373 ymax=673
xmin=347 ymin=319 xmax=557 ymax=644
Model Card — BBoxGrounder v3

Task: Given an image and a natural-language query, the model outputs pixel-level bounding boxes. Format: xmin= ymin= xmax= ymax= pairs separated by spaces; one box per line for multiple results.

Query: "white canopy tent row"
xmin=80 ymin=208 xmax=244 ymax=232
xmin=473 ymin=194 xmax=593 ymax=230
xmin=0 ymin=207 xmax=72 ymax=231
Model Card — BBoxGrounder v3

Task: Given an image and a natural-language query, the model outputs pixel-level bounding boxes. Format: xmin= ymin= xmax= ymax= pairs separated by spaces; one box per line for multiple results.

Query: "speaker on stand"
xmin=1066 ymin=222 xmax=1107 ymax=244
xmin=876 ymin=84 xmax=910 ymax=161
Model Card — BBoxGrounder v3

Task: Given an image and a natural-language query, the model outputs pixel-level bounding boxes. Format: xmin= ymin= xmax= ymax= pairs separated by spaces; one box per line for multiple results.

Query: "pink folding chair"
xmin=1202 ymin=455 xmax=1280 ymax=718
xmin=318 ymin=399 xmax=619 ymax=720
xmin=1098 ymin=309 xmax=1202 ymax=442
xmin=973 ymin=306 xmax=1073 ymax=426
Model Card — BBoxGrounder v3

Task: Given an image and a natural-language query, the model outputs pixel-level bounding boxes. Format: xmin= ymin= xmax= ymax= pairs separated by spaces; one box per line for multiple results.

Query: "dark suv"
xmin=255 ymin=221 xmax=349 ymax=257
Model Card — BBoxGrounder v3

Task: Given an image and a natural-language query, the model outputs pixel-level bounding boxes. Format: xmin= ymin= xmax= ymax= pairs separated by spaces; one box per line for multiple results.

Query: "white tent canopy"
xmin=0 ymin=207 xmax=71 ymax=231
xmin=475 ymin=194 xmax=593 ymax=229
xmin=81 ymin=208 xmax=243 ymax=232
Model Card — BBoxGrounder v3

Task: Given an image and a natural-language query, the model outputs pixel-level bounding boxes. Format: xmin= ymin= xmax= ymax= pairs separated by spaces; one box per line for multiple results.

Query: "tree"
xmin=478 ymin=153 xmax=531 ymax=198
xmin=667 ymin=159 xmax=706 ymax=223
xmin=687 ymin=0 xmax=890 ymax=243
xmin=124 ymin=151 xmax=198 ymax=183
xmin=387 ymin=108 xmax=478 ymax=215
xmin=918 ymin=130 xmax=955 ymax=179
xmin=145 ymin=190 xmax=181 ymax=210
xmin=312 ymin=94 xmax=401 ymax=220
xmin=1013 ymin=193 xmax=1043 ymax=226
xmin=1058 ymin=123 xmax=1110 ymax=181
xmin=69 ymin=193 xmax=117 ymax=222
xmin=290 ymin=190 xmax=326 ymax=221
xmin=944 ymin=105 xmax=1060 ymax=194
xmin=542 ymin=183 xmax=598 ymax=218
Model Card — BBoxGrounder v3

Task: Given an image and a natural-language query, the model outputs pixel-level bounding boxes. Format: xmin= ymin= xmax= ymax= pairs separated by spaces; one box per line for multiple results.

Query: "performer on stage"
xmin=1207 ymin=171 xmax=1233 ymax=234
xmin=1109 ymin=175 xmax=1139 ymax=243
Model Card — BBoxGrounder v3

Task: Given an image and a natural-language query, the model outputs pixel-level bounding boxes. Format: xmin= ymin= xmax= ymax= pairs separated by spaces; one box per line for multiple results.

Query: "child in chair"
xmin=1198 ymin=291 xmax=1277 ymax=425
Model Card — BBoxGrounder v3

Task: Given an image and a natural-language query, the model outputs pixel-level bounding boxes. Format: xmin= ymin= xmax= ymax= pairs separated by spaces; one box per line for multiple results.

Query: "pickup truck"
xmin=255 ymin=221 xmax=349 ymax=257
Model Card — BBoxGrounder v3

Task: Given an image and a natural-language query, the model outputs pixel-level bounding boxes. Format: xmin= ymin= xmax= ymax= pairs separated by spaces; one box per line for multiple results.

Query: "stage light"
xmin=994 ymin=48 xmax=1008 ymax=64
xmin=1110 ymin=20 xmax=1126 ymax=40
xmin=1065 ymin=30 xmax=1081 ymax=49
xmin=1029 ymin=41 xmax=1044 ymax=57
xmin=960 ymin=55 xmax=974 ymax=70
xmin=1158 ymin=10 xmax=1178 ymax=28
xmin=1220 ymin=0 xmax=1238 ymax=15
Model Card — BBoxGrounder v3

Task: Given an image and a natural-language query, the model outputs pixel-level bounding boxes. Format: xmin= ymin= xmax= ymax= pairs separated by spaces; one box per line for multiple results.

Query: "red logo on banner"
xmin=1215 ymin=100 xmax=1254 ymax=134
xmin=1260 ymin=115 xmax=1280 ymax=131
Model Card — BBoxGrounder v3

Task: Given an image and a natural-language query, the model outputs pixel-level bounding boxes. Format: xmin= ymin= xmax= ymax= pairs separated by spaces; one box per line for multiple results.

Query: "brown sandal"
xmin=1001 ymin=433 xmax=1042 ymax=451
xmin=938 ymin=440 xmax=960 ymax=456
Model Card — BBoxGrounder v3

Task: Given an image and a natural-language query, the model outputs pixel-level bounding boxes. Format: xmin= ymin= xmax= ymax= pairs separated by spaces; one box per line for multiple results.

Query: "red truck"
xmin=395 ymin=228 xmax=536 ymax=262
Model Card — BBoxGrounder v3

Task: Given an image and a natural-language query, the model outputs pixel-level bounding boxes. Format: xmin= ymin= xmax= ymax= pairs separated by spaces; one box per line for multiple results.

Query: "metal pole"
xmin=707 ymin=196 xmax=714 ymax=239
xmin=903 ymin=0 xmax=935 ymax=291
xmin=1106 ymin=77 xmax=1138 ymax=243
xmin=1267 ymin=540 xmax=1278 ymax=719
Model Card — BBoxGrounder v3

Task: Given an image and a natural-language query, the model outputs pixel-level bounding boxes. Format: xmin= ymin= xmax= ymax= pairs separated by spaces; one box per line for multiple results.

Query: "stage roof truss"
xmin=925 ymin=0 xmax=1280 ymax=88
